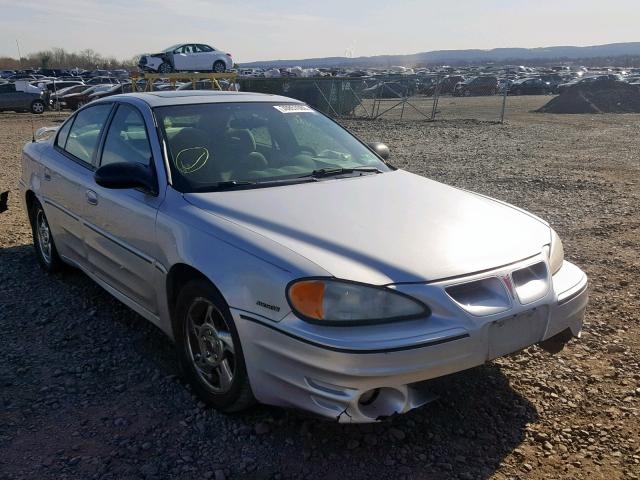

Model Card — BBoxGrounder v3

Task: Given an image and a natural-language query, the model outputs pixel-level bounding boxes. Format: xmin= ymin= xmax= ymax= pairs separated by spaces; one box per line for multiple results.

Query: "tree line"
xmin=0 ymin=47 xmax=139 ymax=71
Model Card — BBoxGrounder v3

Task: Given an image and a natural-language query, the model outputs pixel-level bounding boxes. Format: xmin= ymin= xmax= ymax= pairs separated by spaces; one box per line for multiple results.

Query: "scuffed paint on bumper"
xmin=233 ymin=256 xmax=587 ymax=423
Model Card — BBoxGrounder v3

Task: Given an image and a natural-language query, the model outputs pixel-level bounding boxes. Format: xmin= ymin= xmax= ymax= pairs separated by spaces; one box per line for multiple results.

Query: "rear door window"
xmin=64 ymin=104 xmax=112 ymax=166
xmin=56 ymin=119 xmax=73 ymax=149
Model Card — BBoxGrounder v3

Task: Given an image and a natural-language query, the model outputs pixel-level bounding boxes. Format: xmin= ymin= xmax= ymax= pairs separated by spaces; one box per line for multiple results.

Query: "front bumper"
xmin=233 ymin=256 xmax=587 ymax=422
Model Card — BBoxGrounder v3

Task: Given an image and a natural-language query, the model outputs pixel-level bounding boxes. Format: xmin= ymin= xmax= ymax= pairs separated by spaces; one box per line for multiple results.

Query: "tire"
xmin=31 ymin=100 xmax=45 ymax=114
xmin=213 ymin=61 xmax=226 ymax=73
xmin=30 ymin=200 xmax=63 ymax=272
xmin=174 ymin=279 xmax=255 ymax=412
xmin=159 ymin=62 xmax=172 ymax=74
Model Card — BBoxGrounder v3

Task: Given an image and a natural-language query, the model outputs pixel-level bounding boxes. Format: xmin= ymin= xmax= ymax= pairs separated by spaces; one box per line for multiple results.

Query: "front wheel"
xmin=31 ymin=100 xmax=45 ymax=114
xmin=30 ymin=201 xmax=63 ymax=272
xmin=174 ymin=280 xmax=254 ymax=412
xmin=213 ymin=61 xmax=226 ymax=73
xmin=159 ymin=62 xmax=172 ymax=74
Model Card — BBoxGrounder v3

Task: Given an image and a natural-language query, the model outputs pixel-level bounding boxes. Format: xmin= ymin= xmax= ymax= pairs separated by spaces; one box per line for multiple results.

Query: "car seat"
xmin=225 ymin=129 xmax=268 ymax=180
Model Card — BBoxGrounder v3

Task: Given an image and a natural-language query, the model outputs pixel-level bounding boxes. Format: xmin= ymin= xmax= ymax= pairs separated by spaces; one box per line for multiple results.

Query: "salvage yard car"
xmin=20 ymin=91 xmax=588 ymax=422
xmin=58 ymin=84 xmax=115 ymax=110
xmin=0 ymin=82 xmax=46 ymax=113
xmin=139 ymin=43 xmax=233 ymax=74
xmin=453 ymin=76 xmax=499 ymax=96
xmin=49 ymin=84 xmax=89 ymax=110
xmin=508 ymin=78 xmax=552 ymax=95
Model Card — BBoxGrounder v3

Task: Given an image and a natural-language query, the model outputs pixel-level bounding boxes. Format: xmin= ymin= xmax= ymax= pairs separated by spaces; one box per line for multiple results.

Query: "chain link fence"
xmin=29 ymin=67 xmax=554 ymax=124
xmin=238 ymin=67 xmax=545 ymax=123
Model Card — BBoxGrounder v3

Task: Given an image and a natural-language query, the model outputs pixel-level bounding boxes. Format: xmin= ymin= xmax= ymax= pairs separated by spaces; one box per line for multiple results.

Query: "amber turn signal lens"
xmin=288 ymin=281 xmax=325 ymax=320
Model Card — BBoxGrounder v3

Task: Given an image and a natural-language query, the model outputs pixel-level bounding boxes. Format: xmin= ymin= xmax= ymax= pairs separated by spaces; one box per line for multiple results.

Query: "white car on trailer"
xmin=139 ymin=43 xmax=233 ymax=74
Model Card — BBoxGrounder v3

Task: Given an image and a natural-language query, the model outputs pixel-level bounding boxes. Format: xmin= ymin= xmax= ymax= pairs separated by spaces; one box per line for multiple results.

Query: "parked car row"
xmin=231 ymin=64 xmax=640 ymax=98
xmin=0 ymin=68 xmax=131 ymax=81
xmin=51 ymin=83 xmax=136 ymax=110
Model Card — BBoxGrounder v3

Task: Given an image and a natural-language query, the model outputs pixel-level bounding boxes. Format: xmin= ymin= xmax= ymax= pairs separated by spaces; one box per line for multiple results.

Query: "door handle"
xmin=43 ymin=167 xmax=52 ymax=181
xmin=85 ymin=190 xmax=98 ymax=206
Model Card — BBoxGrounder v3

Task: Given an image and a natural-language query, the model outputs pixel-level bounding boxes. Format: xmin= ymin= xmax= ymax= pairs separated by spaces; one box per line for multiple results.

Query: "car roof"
xmin=105 ymin=91 xmax=304 ymax=108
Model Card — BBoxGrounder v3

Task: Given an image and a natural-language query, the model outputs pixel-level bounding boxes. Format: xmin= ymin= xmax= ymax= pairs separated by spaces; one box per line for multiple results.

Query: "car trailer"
xmin=130 ymin=72 xmax=238 ymax=92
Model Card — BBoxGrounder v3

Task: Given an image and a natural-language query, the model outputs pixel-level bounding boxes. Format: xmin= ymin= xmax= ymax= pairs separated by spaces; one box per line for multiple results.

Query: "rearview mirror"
xmin=94 ymin=162 xmax=157 ymax=195
xmin=368 ymin=142 xmax=390 ymax=160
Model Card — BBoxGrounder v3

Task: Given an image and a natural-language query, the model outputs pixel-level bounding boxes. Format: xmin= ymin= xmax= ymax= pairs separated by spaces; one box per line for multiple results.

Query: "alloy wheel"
xmin=36 ymin=209 xmax=52 ymax=265
xmin=184 ymin=297 xmax=237 ymax=393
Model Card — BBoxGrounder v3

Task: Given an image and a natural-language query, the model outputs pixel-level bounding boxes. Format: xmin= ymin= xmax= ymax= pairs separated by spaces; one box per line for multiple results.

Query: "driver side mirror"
xmin=94 ymin=162 xmax=157 ymax=195
xmin=368 ymin=142 xmax=390 ymax=160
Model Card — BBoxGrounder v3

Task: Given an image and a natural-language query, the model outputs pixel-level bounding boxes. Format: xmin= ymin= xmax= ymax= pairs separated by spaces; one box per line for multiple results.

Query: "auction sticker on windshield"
xmin=273 ymin=105 xmax=314 ymax=113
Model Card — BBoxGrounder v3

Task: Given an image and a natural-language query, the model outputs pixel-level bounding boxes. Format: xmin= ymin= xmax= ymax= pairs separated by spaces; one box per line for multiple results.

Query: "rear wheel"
xmin=30 ymin=201 xmax=63 ymax=272
xmin=213 ymin=61 xmax=226 ymax=73
xmin=174 ymin=280 xmax=254 ymax=412
xmin=31 ymin=100 xmax=45 ymax=114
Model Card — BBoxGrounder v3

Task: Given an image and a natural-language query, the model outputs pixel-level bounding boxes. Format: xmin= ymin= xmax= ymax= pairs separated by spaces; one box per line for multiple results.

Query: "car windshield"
xmin=155 ymin=102 xmax=390 ymax=192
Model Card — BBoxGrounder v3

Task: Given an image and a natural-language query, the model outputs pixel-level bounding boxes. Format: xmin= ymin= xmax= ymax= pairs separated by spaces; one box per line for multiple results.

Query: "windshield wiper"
xmin=205 ymin=180 xmax=257 ymax=191
xmin=299 ymin=167 xmax=383 ymax=179
xmin=193 ymin=177 xmax=318 ymax=193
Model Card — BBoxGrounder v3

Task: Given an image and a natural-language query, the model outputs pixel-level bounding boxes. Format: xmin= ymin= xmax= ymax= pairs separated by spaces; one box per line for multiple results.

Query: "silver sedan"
xmin=19 ymin=91 xmax=588 ymax=422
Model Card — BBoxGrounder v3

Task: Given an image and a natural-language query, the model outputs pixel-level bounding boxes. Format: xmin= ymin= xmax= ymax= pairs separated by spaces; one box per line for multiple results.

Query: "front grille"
xmin=511 ymin=262 xmax=549 ymax=304
xmin=446 ymin=277 xmax=512 ymax=316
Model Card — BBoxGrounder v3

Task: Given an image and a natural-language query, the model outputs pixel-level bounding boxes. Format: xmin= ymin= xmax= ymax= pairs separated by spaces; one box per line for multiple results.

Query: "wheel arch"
xmin=25 ymin=189 xmax=38 ymax=223
xmin=166 ymin=263 xmax=229 ymax=333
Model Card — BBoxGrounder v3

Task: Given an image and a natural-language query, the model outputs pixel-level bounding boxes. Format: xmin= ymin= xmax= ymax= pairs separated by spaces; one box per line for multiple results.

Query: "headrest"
xmin=229 ymin=116 xmax=268 ymax=130
xmin=225 ymin=128 xmax=256 ymax=153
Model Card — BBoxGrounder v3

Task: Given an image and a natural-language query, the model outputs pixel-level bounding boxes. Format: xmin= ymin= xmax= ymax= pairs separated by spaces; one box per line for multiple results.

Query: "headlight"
xmin=286 ymin=279 xmax=429 ymax=325
xmin=546 ymin=229 xmax=565 ymax=275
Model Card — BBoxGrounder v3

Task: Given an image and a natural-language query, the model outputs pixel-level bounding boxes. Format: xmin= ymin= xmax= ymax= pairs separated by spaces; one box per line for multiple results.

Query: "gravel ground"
xmin=1 ymin=99 xmax=639 ymax=480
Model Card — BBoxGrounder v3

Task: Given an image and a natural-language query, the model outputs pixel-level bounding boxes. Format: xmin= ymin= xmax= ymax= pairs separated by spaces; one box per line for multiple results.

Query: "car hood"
xmin=184 ymin=170 xmax=551 ymax=285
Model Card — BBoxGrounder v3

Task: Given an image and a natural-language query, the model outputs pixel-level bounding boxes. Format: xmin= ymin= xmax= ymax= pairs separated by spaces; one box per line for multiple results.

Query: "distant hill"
xmin=240 ymin=42 xmax=640 ymax=68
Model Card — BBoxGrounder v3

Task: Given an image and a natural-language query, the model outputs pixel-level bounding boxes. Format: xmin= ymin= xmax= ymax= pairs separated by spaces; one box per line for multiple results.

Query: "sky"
xmin=0 ymin=0 xmax=639 ymax=63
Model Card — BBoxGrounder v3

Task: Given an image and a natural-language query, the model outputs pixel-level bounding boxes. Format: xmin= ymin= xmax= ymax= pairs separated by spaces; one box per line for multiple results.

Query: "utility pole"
xmin=16 ymin=39 xmax=23 ymax=67
xmin=500 ymin=66 xmax=510 ymax=124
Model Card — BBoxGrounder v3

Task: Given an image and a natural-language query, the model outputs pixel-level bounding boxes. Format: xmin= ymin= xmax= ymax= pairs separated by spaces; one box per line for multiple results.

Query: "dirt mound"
xmin=538 ymin=79 xmax=640 ymax=114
